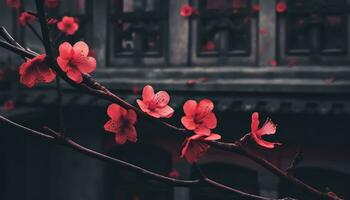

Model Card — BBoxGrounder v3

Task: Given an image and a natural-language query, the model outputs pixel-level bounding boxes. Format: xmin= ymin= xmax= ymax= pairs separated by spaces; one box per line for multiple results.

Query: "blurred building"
xmin=1 ymin=0 xmax=350 ymax=200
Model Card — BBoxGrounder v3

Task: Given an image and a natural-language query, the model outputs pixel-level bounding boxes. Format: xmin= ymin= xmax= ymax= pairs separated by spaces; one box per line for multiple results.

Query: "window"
xmin=191 ymin=0 xmax=258 ymax=66
xmin=108 ymin=0 xmax=168 ymax=66
xmin=277 ymin=0 xmax=350 ymax=65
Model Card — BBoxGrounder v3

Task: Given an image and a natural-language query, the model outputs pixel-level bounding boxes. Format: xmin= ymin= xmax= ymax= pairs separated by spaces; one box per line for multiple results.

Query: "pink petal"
xmin=57 ymin=57 xmax=70 ymax=72
xmin=58 ymin=42 xmax=73 ymax=59
xmin=153 ymin=91 xmax=170 ymax=107
xmin=75 ymin=56 xmax=96 ymax=73
xmin=251 ymin=112 xmax=260 ymax=132
xmin=125 ymin=125 xmax=137 ymax=143
xmin=204 ymin=133 xmax=221 ymax=141
xmin=66 ymin=68 xmax=83 ymax=83
xmin=251 ymin=131 xmax=281 ymax=149
xmin=197 ymin=99 xmax=214 ymax=118
xmin=194 ymin=125 xmax=211 ymax=136
xmin=256 ymin=120 xmax=277 ymax=137
xmin=183 ymin=139 xmax=210 ymax=164
xmin=126 ymin=109 xmax=137 ymax=124
xmin=183 ymin=100 xmax=197 ymax=116
xmin=202 ymin=112 xmax=217 ymax=129
xmin=107 ymin=104 xmax=122 ymax=120
xmin=154 ymin=105 xmax=174 ymax=118
xmin=115 ymin=133 xmax=128 ymax=144
xmin=142 ymin=85 xmax=154 ymax=102
xmin=73 ymin=41 xmax=89 ymax=57
xmin=136 ymin=99 xmax=150 ymax=113
xmin=147 ymin=110 xmax=161 ymax=118
xmin=181 ymin=116 xmax=197 ymax=130
xmin=104 ymin=119 xmax=118 ymax=133
xmin=20 ymin=71 xmax=36 ymax=88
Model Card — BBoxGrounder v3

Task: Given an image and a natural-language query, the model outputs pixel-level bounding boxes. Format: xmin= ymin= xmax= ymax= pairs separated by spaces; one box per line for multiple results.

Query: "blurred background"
xmin=1 ymin=0 xmax=350 ymax=199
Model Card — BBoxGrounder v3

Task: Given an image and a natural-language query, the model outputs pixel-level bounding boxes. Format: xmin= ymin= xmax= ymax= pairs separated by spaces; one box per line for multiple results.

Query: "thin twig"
xmin=26 ymin=23 xmax=44 ymax=43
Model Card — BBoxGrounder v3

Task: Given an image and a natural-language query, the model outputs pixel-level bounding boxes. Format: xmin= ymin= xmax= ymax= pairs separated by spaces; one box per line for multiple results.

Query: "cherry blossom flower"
xmin=252 ymin=3 xmax=260 ymax=13
xmin=259 ymin=28 xmax=268 ymax=36
xmin=180 ymin=4 xmax=194 ymax=17
xmin=104 ymin=104 xmax=138 ymax=144
xmin=270 ymin=59 xmax=277 ymax=67
xmin=57 ymin=41 xmax=96 ymax=83
xmin=136 ymin=85 xmax=174 ymax=118
xmin=19 ymin=54 xmax=56 ymax=88
xmin=202 ymin=41 xmax=216 ymax=51
xmin=5 ymin=0 xmax=20 ymax=9
xmin=18 ymin=12 xmax=37 ymax=26
xmin=181 ymin=133 xmax=221 ymax=163
xmin=0 ymin=69 xmax=4 ymax=80
xmin=251 ymin=112 xmax=281 ymax=149
xmin=3 ymin=100 xmax=15 ymax=111
xmin=181 ymin=99 xmax=217 ymax=136
xmin=57 ymin=16 xmax=79 ymax=35
xmin=276 ymin=2 xmax=287 ymax=13
xmin=47 ymin=18 xmax=58 ymax=25
xmin=45 ymin=0 xmax=60 ymax=8
xmin=169 ymin=170 xmax=180 ymax=178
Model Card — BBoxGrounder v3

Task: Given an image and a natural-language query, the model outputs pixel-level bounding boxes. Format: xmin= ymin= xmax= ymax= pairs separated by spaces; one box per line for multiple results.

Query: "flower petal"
xmin=142 ymin=85 xmax=154 ymax=102
xmin=251 ymin=112 xmax=260 ymax=132
xmin=183 ymin=100 xmax=197 ymax=116
xmin=204 ymin=133 xmax=221 ymax=141
xmin=256 ymin=119 xmax=277 ymax=137
xmin=182 ymin=139 xmax=210 ymax=164
xmin=57 ymin=57 xmax=70 ymax=72
xmin=126 ymin=109 xmax=137 ymax=124
xmin=58 ymin=42 xmax=73 ymax=59
xmin=107 ymin=104 xmax=122 ymax=120
xmin=197 ymin=99 xmax=214 ymax=118
xmin=20 ymin=71 xmax=36 ymax=88
xmin=73 ymin=41 xmax=89 ymax=57
xmin=202 ymin=112 xmax=217 ymax=129
xmin=154 ymin=105 xmax=174 ymax=118
xmin=115 ymin=133 xmax=128 ymax=144
xmin=104 ymin=119 xmax=118 ymax=133
xmin=194 ymin=125 xmax=211 ymax=136
xmin=136 ymin=99 xmax=150 ymax=113
xmin=75 ymin=56 xmax=96 ymax=73
xmin=153 ymin=91 xmax=170 ymax=107
xmin=125 ymin=125 xmax=137 ymax=143
xmin=66 ymin=68 xmax=83 ymax=83
xmin=181 ymin=116 xmax=197 ymax=130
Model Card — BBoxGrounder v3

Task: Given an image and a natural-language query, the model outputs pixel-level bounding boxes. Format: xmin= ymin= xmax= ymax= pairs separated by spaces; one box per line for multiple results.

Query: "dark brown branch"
xmin=0 ymin=114 xmax=286 ymax=200
xmin=286 ymin=148 xmax=303 ymax=174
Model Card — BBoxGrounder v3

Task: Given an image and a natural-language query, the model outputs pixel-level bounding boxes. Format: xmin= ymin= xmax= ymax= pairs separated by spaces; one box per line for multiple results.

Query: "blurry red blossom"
xmin=180 ymin=4 xmax=194 ymax=17
xmin=324 ymin=77 xmax=336 ymax=85
xmin=0 ymin=69 xmax=4 ymax=80
xmin=57 ymin=16 xmax=79 ymax=35
xmin=5 ymin=0 xmax=20 ymax=9
xmin=3 ymin=100 xmax=15 ymax=111
xmin=57 ymin=41 xmax=96 ymax=83
xmin=19 ymin=54 xmax=56 ymax=88
xmin=169 ymin=170 xmax=180 ymax=178
xmin=47 ymin=18 xmax=58 ymax=25
xmin=270 ymin=60 xmax=278 ymax=67
xmin=19 ymin=12 xmax=37 ymax=26
xmin=276 ymin=2 xmax=287 ymax=13
xmin=252 ymin=3 xmax=260 ymax=13
xmin=259 ymin=28 xmax=267 ymax=35
xmin=181 ymin=99 xmax=217 ymax=136
xmin=137 ymin=85 xmax=174 ymax=118
xmin=186 ymin=77 xmax=209 ymax=86
xmin=45 ymin=0 xmax=60 ymax=8
xmin=202 ymin=41 xmax=216 ymax=51
xmin=104 ymin=104 xmax=137 ymax=144
xmin=251 ymin=112 xmax=281 ymax=149
xmin=181 ymin=133 xmax=221 ymax=163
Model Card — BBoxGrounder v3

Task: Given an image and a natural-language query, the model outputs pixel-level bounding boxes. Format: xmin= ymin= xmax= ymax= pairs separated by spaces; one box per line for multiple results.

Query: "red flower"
xmin=0 ymin=69 xmax=4 ymax=80
xmin=19 ymin=54 xmax=56 ymax=88
xmin=18 ymin=12 xmax=37 ymax=26
xmin=202 ymin=41 xmax=216 ymax=51
xmin=276 ymin=2 xmax=287 ymax=13
xmin=136 ymin=85 xmax=174 ymax=118
xmin=181 ymin=99 xmax=217 ymax=136
xmin=270 ymin=59 xmax=277 ymax=67
xmin=180 ymin=4 xmax=194 ymax=17
xmin=252 ymin=3 xmax=260 ymax=13
xmin=181 ymin=133 xmax=221 ymax=163
xmin=251 ymin=112 xmax=281 ymax=149
xmin=169 ymin=170 xmax=180 ymax=178
xmin=104 ymin=104 xmax=137 ymax=144
xmin=57 ymin=16 xmax=79 ymax=35
xmin=5 ymin=0 xmax=20 ymax=9
xmin=45 ymin=0 xmax=60 ymax=8
xmin=57 ymin=41 xmax=96 ymax=83
xmin=47 ymin=18 xmax=58 ymax=25
xmin=3 ymin=100 xmax=15 ymax=111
